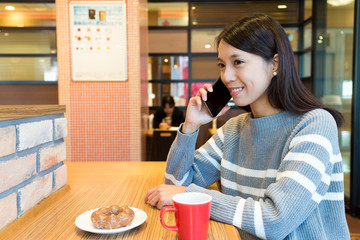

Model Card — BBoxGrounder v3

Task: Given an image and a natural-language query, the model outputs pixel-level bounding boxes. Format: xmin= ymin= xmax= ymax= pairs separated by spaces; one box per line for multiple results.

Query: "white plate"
xmin=75 ymin=207 xmax=147 ymax=234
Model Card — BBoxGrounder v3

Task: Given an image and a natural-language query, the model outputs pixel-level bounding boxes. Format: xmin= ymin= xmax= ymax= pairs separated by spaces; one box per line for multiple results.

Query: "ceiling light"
xmin=278 ymin=5 xmax=287 ymax=9
xmin=5 ymin=6 xmax=15 ymax=11
xmin=327 ymin=0 xmax=353 ymax=6
xmin=204 ymin=44 xmax=211 ymax=49
xmin=164 ymin=58 xmax=169 ymax=63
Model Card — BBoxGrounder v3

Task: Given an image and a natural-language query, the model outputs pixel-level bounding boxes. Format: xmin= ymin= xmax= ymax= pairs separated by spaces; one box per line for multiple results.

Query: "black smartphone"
xmin=202 ymin=77 xmax=232 ymax=117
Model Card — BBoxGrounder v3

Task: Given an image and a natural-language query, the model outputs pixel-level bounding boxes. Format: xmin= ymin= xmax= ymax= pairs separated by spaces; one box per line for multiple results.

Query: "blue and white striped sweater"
xmin=165 ymin=109 xmax=350 ymax=240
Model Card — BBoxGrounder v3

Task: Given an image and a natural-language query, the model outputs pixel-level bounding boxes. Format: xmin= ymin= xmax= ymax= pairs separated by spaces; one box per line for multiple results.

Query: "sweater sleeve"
xmin=181 ymin=111 xmax=345 ymax=239
xmin=165 ymin=123 xmax=224 ymax=187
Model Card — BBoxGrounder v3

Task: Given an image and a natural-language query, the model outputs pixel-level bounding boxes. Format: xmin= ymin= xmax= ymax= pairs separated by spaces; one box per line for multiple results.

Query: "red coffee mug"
xmin=160 ymin=192 xmax=212 ymax=240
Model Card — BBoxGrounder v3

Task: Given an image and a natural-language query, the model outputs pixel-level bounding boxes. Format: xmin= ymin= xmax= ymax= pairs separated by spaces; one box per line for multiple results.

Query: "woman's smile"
xmin=229 ymin=87 xmax=244 ymax=97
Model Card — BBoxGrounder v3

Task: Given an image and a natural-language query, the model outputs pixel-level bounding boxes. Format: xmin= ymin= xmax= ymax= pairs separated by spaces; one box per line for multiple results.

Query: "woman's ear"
xmin=272 ymin=53 xmax=279 ymax=72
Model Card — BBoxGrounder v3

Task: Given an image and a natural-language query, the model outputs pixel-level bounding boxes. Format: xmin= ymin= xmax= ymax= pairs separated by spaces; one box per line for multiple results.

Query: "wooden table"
xmin=0 ymin=162 xmax=240 ymax=240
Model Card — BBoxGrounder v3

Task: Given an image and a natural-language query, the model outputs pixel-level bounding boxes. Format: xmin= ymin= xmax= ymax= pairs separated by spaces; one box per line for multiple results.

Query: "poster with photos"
xmin=69 ymin=1 xmax=127 ymax=81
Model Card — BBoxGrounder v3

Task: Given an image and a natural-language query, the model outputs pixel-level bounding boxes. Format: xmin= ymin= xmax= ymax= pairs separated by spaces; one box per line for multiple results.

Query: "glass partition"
xmin=148 ymin=3 xmax=188 ymax=27
xmin=304 ymin=23 xmax=312 ymax=49
xmin=0 ymin=3 xmax=56 ymax=27
xmin=148 ymin=56 xmax=188 ymax=80
xmin=0 ymin=29 xmax=56 ymax=54
xmin=314 ymin=1 xmax=355 ymax=199
xmin=304 ymin=0 xmax=312 ymax=20
xmin=148 ymin=30 xmax=187 ymax=53
xmin=191 ymin=56 xmax=219 ymax=79
xmin=191 ymin=82 xmax=211 ymax=98
xmin=148 ymin=0 xmax=304 ymax=112
xmin=148 ymin=82 xmax=189 ymax=107
xmin=191 ymin=1 xmax=299 ymax=26
xmin=301 ymin=52 xmax=312 ymax=78
xmin=0 ymin=2 xmax=57 ymax=82
xmin=191 ymin=29 xmax=222 ymax=53
xmin=284 ymin=27 xmax=299 ymax=51
xmin=0 ymin=56 xmax=57 ymax=81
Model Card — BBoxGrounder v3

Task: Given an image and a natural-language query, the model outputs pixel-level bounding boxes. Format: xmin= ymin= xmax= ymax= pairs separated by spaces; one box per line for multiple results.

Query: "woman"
xmin=153 ymin=95 xmax=185 ymax=129
xmin=145 ymin=14 xmax=350 ymax=239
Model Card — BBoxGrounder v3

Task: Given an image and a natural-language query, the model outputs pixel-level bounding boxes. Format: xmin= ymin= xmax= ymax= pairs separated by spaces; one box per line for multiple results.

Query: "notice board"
xmin=69 ymin=1 xmax=127 ymax=81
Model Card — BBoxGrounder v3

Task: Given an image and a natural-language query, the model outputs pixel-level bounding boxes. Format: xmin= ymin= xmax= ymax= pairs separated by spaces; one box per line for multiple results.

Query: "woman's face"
xmin=163 ymin=103 xmax=174 ymax=115
xmin=217 ymin=40 xmax=277 ymax=117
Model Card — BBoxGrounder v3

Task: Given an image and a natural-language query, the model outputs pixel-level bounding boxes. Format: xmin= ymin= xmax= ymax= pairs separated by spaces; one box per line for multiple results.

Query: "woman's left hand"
xmin=145 ymin=184 xmax=187 ymax=209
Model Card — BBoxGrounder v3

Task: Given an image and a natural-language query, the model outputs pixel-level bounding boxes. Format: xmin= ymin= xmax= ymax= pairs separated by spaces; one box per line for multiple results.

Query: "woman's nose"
xmin=222 ymin=68 xmax=235 ymax=83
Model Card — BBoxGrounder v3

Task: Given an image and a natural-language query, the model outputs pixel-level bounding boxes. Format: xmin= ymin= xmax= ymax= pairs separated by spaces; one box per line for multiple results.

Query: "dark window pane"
xmin=148 ymin=56 xmax=188 ymax=80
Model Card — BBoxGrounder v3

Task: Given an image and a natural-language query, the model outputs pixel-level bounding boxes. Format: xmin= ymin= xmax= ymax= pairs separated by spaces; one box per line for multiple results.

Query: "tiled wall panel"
xmin=57 ymin=0 xmax=147 ymax=162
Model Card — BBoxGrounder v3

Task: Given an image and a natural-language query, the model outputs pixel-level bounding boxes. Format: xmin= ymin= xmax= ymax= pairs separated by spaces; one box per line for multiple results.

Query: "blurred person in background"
xmin=153 ymin=95 xmax=185 ymax=129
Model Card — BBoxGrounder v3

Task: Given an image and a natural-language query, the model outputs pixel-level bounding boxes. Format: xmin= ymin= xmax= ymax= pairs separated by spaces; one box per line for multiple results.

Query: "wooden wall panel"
xmin=0 ymin=84 xmax=58 ymax=105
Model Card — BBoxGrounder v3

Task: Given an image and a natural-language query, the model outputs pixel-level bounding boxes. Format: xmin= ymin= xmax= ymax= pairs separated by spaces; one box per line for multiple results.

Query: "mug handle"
xmin=160 ymin=206 xmax=178 ymax=231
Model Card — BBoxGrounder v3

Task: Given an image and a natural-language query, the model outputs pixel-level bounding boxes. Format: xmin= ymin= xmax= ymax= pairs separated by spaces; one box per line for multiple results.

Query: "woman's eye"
xmin=217 ymin=63 xmax=225 ymax=69
xmin=234 ymin=60 xmax=243 ymax=65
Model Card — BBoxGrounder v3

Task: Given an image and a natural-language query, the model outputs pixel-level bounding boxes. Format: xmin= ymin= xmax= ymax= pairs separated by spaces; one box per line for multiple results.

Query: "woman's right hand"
xmin=182 ymin=84 xmax=230 ymax=134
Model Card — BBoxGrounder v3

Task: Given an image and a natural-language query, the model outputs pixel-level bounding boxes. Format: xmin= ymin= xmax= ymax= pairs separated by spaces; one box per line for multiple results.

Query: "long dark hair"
xmin=216 ymin=14 xmax=344 ymax=128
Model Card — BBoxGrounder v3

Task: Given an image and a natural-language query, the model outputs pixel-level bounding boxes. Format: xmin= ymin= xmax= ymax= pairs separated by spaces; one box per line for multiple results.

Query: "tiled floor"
xmin=346 ymin=214 xmax=360 ymax=239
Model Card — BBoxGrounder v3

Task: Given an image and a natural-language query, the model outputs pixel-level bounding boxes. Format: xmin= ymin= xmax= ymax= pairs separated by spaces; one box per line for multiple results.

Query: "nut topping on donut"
xmin=91 ymin=205 xmax=135 ymax=229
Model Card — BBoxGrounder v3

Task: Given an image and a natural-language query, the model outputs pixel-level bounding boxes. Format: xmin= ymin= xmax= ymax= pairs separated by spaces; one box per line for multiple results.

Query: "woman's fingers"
xmin=157 ymin=197 xmax=172 ymax=209
xmin=195 ymin=96 xmax=203 ymax=111
xmin=197 ymin=89 xmax=207 ymax=101
xmin=188 ymin=96 xmax=203 ymax=112
xmin=144 ymin=185 xmax=159 ymax=203
xmin=197 ymin=84 xmax=213 ymax=101
xmin=203 ymin=83 xmax=213 ymax=92
xmin=145 ymin=184 xmax=187 ymax=209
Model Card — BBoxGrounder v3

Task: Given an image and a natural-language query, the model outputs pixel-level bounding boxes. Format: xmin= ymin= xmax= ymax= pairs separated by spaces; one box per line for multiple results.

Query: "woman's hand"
xmin=182 ymin=84 xmax=230 ymax=134
xmin=145 ymin=184 xmax=187 ymax=209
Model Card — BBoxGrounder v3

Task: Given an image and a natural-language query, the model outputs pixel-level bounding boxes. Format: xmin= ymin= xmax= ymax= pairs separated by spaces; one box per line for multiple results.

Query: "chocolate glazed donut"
xmin=91 ymin=205 xmax=135 ymax=229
